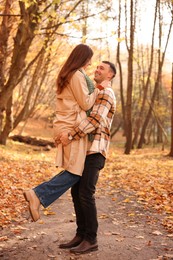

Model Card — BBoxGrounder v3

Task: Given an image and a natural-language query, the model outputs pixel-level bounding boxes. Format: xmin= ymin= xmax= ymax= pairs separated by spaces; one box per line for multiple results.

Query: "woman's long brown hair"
xmin=57 ymin=44 xmax=93 ymax=94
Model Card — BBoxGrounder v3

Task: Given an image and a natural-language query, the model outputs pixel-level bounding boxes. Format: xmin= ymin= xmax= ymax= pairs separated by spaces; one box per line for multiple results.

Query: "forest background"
xmin=0 ymin=0 xmax=173 ymax=242
xmin=0 ymin=0 xmax=173 ymax=154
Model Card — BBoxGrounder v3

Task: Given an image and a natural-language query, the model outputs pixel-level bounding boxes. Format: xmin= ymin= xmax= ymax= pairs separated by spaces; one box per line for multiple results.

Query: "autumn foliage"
xmin=100 ymin=146 xmax=173 ymax=232
xmin=0 ymin=141 xmax=173 ymax=234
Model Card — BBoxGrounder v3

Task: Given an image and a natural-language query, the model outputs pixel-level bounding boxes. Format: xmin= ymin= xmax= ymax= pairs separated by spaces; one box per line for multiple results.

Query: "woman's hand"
xmin=60 ymin=132 xmax=71 ymax=146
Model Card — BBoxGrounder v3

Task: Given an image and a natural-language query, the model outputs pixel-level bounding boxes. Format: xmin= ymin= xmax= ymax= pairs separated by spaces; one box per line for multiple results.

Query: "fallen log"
xmin=10 ymin=135 xmax=55 ymax=148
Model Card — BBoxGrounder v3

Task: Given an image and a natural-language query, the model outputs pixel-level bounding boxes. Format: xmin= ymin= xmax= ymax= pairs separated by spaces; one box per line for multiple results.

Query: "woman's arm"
xmin=70 ymin=71 xmax=99 ymax=111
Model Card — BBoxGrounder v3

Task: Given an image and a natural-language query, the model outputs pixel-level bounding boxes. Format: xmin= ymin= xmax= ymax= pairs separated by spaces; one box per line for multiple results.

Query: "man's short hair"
xmin=102 ymin=61 xmax=116 ymax=78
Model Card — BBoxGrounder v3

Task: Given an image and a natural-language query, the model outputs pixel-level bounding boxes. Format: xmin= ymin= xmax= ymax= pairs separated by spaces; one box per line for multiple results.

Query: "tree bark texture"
xmin=124 ymin=0 xmax=134 ymax=154
xmin=169 ymin=63 xmax=173 ymax=157
xmin=0 ymin=1 xmax=39 ymax=110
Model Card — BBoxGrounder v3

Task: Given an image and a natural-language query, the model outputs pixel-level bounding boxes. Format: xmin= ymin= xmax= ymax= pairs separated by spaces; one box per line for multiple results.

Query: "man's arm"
xmin=59 ymin=88 xmax=115 ymax=145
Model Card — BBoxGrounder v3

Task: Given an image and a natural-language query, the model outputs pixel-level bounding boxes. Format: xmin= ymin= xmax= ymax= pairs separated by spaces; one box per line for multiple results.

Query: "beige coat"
xmin=53 ymin=70 xmax=98 ymax=176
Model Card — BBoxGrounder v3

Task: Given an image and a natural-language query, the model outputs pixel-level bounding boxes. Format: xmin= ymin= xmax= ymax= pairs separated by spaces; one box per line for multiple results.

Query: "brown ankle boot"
xmin=70 ymin=240 xmax=98 ymax=254
xmin=23 ymin=190 xmax=40 ymax=222
xmin=59 ymin=235 xmax=83 ymax=249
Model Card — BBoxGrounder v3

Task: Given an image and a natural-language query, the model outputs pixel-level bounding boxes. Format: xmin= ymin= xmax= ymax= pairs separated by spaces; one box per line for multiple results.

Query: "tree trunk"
xmin=0 ymin=96 xmax=13 ymax=145
xmin=124 ymin=0 xmax=134 ymax=154
xmin=0 ymin=0 xmax=14 ymax=134
xmin=156 ymin=0 xmax=163 ymax=144
xmin=13 ymin=50 xmax=45 ymax=129
xmin=0 ymin=1 xmax=40 ymax=144
xmin=169 ymin=63 xmax=173 ymax=157
xmin=0 ymin=0 xmax=13 ymax=90
xmin=132 ymin=0 xmax=158 ymax=147
xmin=138 ymin=4 xmax=173 ymax=148
xmin=117 ymin=0 xmax=125 ymax=134
xmin=0 ymin=1 xmax=39 ymax=111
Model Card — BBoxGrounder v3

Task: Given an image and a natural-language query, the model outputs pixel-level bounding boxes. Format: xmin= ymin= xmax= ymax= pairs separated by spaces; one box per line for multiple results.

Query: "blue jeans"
xmin=34 ymin=170 xmax=80 ymax=208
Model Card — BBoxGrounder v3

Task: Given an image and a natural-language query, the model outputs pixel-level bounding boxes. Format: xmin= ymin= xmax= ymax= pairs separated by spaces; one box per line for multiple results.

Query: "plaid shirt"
xmin=70 ymin=87 xmax=116 ymax=158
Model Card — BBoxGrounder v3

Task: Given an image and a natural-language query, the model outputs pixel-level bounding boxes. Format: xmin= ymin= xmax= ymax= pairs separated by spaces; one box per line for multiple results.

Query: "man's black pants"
xmin=71 ymin=153 xmax=105 ymax=243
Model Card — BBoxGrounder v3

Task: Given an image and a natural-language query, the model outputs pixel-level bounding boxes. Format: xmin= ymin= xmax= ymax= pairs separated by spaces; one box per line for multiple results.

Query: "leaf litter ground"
xmin=0 ymin=141 xmax=173 ymax=260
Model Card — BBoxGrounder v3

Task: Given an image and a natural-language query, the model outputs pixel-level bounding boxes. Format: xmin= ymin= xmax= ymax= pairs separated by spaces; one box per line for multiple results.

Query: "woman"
xmin=23 ymin=44 xmax=99 ymax=221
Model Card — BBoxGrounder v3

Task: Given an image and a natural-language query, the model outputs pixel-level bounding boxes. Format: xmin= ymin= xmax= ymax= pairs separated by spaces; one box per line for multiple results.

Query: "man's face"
xmin=94 ymin=62 xmax=112 ymax=84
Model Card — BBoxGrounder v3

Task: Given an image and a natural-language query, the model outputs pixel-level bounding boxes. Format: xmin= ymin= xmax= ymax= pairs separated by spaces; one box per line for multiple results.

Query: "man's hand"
xmin=54 ymin=135 xmax=61 ymax=147
xmin=60 ymin=131 xmax=71 ymax=146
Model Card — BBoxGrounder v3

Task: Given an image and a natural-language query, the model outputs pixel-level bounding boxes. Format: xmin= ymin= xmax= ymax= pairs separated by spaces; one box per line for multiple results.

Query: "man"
xmin=59 ymin=61 xmax=116 ymax=254
xmin=24 ymin=61 xmax=116 ymax=254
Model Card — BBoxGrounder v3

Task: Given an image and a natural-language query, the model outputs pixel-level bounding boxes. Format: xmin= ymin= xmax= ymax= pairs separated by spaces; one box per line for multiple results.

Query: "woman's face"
xmin=83 ymin=58 xmax=92 ymax=69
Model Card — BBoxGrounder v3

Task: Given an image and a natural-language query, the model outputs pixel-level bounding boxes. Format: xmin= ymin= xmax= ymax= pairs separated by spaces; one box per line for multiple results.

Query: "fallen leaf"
xmin=115 ymin=236 xmax=125 ymax=242
xmin=128 ymin=213 xmax=135 ymax=217
xmin=0 ymin=236 xmax=8 ymax=242
xmin=112 ymin=232 xmax=120 ymax=235
xmin=136 ymin=235 xmax=145 ymax=239
xmin=164 ymin=254 xmax=173 ymax=259
xmin=134 ymin=246 xmax=142 ymax=250
xmin=38 ymin=220 xmax=44 ymax=224
xmin=167 ymin=234 xmax=173 ymax=238
xmin=112 ymin=220 xmax=119 ymax=225
xmin=152 ymin=231 xmax=163 ymax=236
xmin=104 ymin=232 xmax=112 ymax=236
xmin=123 ymin=198 xmax=131 ymax=203
xmin=43 ymin=210 xmax=56 ymax=216
xmin=147 ymin=240 xmax=152 ymax=246
xmin=99 ymin=214 xmax=109 ymax=219
xmin=47 ymin=255 xmax=56 ymax=258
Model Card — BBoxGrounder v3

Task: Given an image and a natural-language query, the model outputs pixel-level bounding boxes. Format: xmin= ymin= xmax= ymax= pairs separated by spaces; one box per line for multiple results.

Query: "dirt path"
xmin=0 ymin=188 xmax=173 ymax=260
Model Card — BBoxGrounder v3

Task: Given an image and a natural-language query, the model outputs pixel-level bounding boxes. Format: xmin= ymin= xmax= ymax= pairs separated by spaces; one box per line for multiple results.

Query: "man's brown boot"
xmin=59 ymin=235 xmax=83 ymax=249
xmin=70 ymin=240 xmax=98 ymax=254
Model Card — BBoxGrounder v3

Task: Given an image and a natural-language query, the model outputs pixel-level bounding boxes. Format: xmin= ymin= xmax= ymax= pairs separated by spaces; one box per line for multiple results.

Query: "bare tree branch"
xmin=41 ymin=6 xmax=111 ymax=30
xmin=0 ymin=14 xmax=21 ymax=16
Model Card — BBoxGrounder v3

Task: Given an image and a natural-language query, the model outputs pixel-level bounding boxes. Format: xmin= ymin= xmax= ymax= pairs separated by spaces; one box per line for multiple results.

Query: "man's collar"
xmin=96 ymin=85 xmax=104 ymax=90
xmin=96 ymin=81 xmax=112 ymax=90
